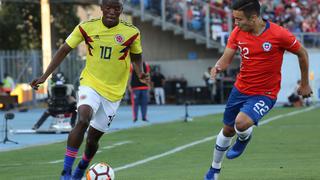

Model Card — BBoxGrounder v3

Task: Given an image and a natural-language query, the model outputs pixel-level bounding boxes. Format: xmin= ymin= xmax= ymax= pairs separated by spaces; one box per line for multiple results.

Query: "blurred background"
xmin=0 ymin=0 xmax=319 ymax=108
xmin=0 ymin=1 xmax=319 ymax=178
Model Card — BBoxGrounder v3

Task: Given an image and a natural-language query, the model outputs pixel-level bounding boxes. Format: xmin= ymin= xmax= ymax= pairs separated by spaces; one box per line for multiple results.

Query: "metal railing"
xmin=123 ymin=0 xmax=320 ymax=49
xmin=0 ymin=50 xmax=84 ymax=85
xmin=123 ymin=0 xmax=225 ymax=49
xmin=294 ymin=33 xmax=320 ymax=49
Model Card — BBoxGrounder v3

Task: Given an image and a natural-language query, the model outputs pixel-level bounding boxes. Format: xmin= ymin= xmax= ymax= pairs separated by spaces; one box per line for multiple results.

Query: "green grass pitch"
xmin=0 ymin=106 xmax=319 ymax=180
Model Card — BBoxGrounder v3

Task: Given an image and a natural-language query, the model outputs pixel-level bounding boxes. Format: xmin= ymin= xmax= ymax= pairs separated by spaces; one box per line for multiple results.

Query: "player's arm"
xmin=211 ymin=47 xmax=237 ymax=79
xmin=30 ymin=43 xmax=72 ymax=90
xmin=130 ymin=53 xmax=150 ymax=84
xmin=130 ymin=53 xmax=143 ymax=75
xmin=280 ymin=27 xmax=312 ymax=98
xmin=292 ymin=46 xmax=313 ymax=98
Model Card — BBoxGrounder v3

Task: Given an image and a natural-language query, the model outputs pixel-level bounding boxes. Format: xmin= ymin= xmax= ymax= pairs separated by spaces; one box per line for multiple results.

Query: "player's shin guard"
xmin=211 ymin=129 xmax=233 ymax=169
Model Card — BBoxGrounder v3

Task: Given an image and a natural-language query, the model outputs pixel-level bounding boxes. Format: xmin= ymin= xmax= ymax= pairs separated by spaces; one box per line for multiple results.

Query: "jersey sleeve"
xmin=279 ymin=27 xmax=301 ymax=53
xmin=226 ymin=27 xmax=239 ymax=50
xmin=130 ymin=29 xmax=142 ymax=54
xmin=65 ymin=24 xmax=84 ymax=49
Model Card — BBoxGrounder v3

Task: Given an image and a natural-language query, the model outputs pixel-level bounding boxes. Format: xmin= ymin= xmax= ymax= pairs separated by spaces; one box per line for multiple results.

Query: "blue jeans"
xmin=131 ymin=89 xmax=149 ymax=120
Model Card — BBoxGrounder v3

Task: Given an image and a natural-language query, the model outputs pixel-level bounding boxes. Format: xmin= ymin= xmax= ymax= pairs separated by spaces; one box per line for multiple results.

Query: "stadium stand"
xmin=125 ymin=0 xmax=320 ymax=47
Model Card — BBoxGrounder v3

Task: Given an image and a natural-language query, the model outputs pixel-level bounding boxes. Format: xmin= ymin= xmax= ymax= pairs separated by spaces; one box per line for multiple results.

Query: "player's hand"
xmin=210 ymin=65 xmax=222 ymax=79
xmin=297 ymin=84 xmax=313 ymax=98
xmin=138 ymin=72 xmax=151 ymax=85
xmin=30 ymin=76 xmax=46 ymax=90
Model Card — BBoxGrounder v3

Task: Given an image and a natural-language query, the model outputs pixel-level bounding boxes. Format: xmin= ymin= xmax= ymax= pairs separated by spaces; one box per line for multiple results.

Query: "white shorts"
xmin=77 ymin=86 xmax=120 ymax=133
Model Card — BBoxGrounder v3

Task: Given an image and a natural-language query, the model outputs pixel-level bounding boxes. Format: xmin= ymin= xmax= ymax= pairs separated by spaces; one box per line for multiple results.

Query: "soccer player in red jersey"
xmin=204 ymin=0 xmax=312 ymax=179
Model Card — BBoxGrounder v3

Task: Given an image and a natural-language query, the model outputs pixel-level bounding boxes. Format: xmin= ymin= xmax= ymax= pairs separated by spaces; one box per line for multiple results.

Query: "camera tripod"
xmin=1 ymin=113 xmax=18 ymax=144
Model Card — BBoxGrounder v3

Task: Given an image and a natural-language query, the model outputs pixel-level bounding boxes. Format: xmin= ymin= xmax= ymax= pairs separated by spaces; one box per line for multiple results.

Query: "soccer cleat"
xmin=71 ymin=167 xmax=86 ymax=180
xmin=204 ymin=166 xmax=220 ymax=180
xmin=133 ymin=118 xmax=137 ymax=123
xmin=226 ymin=136 xmax=251 ymax=159
xmin=142 ymin=118 xmax=149 ymax=122
xmin=60 ymin=170 xmax=72 ymax=180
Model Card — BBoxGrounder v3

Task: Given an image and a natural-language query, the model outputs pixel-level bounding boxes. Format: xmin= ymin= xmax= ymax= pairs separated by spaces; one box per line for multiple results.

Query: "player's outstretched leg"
xmin=60 ymin=105 xmax=92 ymax=180
xmin=60 ymin=146 xmax=78 ymax=180
xmin=72 ymin=127 xmax=104 ymax=180
xmin=226 ymin=126 xmax=253 ymax=159
xmin=204 ymin=129 xmax=233 ymax=180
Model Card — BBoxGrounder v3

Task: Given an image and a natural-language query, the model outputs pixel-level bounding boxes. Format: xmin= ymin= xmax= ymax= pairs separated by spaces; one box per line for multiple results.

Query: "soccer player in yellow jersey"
xmin=30 ymin=0 xmax=149 ymax=179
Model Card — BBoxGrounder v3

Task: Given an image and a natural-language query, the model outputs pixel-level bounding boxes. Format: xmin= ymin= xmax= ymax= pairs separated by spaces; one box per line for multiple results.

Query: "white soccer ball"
xmin=86 ymin=162 xmax=115 ymax=180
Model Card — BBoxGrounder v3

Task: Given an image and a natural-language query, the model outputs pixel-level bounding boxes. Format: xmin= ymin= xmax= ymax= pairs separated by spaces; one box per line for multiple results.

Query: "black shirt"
xmin=130 ymin=62 xmax=150 ymax=89
xmin=151 ymin=73 xmax=165 ymax=88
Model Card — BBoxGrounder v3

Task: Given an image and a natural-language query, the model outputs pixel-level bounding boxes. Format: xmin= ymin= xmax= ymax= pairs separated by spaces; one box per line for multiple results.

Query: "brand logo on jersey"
xmin=238 ymin=41 xmax=247 ymax=45
xmin=93 ymin=35 xmax=100 ymax=40
xmin=115 ymin=34 xmax=125 ymax=44
xmin=80 ymin=95 xmax=87 ymax=100
xmin=262 ymin=42 xmax=272 ymax=52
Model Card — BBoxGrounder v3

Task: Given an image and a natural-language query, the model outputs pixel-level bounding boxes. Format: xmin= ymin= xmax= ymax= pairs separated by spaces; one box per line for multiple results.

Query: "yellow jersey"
xmin=66 ymin=17 xmax=142 ymax=102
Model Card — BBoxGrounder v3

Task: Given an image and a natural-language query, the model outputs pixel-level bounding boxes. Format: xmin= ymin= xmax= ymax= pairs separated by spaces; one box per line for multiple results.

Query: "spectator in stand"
xmin=129 ymin=0 xmax=320 ymax=41
xmin=151 ymin=68 xmax=166 ymax=105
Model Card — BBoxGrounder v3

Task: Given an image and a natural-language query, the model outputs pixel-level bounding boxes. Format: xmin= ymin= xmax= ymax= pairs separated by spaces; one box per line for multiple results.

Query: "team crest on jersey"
xmin=262 ymin=42 xmax=272 ymax=52
xmin=115 ymin=34 xmax=125 ymax=44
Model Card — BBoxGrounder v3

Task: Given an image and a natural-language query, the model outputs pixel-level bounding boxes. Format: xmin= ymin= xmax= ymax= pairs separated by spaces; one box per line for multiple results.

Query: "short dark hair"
xmin=99 ymin=0 xmax=123 ymax=5
xmin=232 ymin=0 xmax=260 ymax=19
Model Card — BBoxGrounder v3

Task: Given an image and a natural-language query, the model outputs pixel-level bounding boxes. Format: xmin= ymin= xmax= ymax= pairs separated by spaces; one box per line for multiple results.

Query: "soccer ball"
xmin=86 ymin=162 xmax=115 ymax=180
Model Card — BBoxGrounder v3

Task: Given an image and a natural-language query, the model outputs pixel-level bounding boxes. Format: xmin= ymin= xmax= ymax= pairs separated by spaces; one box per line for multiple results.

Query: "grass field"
xmin=0 ymin=106 xmax=319 ymax=180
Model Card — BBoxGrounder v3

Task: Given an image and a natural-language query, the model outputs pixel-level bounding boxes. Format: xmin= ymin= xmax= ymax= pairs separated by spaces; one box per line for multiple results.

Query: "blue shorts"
xmin=223 ymin=87 xmax=276 ymax=126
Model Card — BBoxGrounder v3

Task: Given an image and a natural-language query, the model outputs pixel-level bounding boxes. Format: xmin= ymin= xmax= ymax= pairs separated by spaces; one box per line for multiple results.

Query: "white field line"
xmin=113 ymin=106 xmax=316 ymax=172
xmin=101 ymin=141 xmax=132 ymax=150
xmin=48 ymin=141 xmax=132 ymax=164
xmin=1 ymin=106 xmax=316 ymax=175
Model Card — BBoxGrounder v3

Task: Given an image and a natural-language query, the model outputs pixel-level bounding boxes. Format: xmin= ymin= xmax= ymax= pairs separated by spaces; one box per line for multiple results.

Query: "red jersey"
xmin=227 ymin=21 xmax=301 ymax=99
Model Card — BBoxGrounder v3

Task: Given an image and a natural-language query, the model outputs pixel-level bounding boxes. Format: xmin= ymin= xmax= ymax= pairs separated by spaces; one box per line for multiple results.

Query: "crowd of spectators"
xmin=261 ymin=0 xmax=320 ymax=33
xmin=127 ymin=0 xmax=320 ymax=34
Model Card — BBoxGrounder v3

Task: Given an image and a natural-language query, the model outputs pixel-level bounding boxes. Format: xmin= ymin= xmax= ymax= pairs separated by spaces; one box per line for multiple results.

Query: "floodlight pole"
xmin=41 ymin=0 xmax=52 ymax=76
xmin=39 ymin=0 xmax=52 ymax=96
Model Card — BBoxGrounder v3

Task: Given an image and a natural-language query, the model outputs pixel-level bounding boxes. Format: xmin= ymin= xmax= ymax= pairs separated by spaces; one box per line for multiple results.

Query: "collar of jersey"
xmin=261 ymin=19 xmax=270 ymax=34
xmin=100 ymin=16 xmax=119 ymax=30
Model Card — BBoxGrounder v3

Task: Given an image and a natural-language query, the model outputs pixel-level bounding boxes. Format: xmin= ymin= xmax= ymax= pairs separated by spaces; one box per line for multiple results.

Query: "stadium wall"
xmin=279 ymin=49 xmax=320 ymax=103
xmin=133 ymin=18 xmax=220 ymax=61
xmin=148 ymin=59 xmax=239 ymax=87
xmin=132 ymin=17 xmax=235 ymax=87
